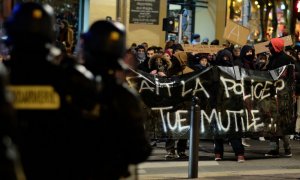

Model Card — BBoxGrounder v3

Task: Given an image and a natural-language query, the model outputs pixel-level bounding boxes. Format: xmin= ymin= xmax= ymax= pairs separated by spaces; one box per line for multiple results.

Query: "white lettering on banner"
xmin=153 ymin=107 xmax=267 ymax=133
xmin=151 ymin=107 xmax=190 ymax=133
xmin=220 ymin=76 xmax=285 ymax=101
xmin=274 ymin=79 xmax=285 ymax=98
xmin=220 ymin=76 xmax=243 ymax=97
xmin=246 ymin=110 xmax=264 ymax=131
xmin=193 ymin=78 xmax=210 ymax=98
xmin=181 ymin=80 xmax=192 ymax=97
xmin=131 ymin=74 xmax=285 ymax=100
xmin=155 ymin=81 xmax=174 ymax=96
xmin=139 ymin=80 xmax=155 ymax=93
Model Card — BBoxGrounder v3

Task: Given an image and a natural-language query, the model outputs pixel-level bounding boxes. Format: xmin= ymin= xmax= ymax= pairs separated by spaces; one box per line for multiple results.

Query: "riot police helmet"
xmin=4 ymin=2 xmax=56 ymax=46
xmin=82 ymin=20 xmax=126 ymax=70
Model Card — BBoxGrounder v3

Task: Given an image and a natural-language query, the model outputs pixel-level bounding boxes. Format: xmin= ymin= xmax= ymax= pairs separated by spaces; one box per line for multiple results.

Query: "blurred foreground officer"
xmin=0 ymin=63 xmax=21 ymax=180
xmin=81 ymin=20 xmax=151 ymax=179
xmin=4 ymin=2 xmax=98 ymax=179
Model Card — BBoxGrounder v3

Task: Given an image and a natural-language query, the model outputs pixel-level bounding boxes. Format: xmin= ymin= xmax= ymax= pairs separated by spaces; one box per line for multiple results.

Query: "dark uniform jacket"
xmin=7 ymin=51 xmax=98 ymax=180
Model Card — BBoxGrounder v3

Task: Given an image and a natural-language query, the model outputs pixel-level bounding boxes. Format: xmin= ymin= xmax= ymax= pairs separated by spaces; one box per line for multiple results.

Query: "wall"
xmin=89 ymin=0 xmax=117 ymax=24
xmin=88 ymin=0 xmax=226 ymax=47
xmin=194 ymin=0 xmax=226 ymax=44
xmin=124 ymin=0 xmax=167 ymax=47
xmin=89 ymin=0 xmax=167 ymax=48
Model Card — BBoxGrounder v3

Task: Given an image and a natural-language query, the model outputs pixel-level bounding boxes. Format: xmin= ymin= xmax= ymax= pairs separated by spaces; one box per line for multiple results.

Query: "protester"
xmin=138 ymin=46 xmax=157 ymax=73
xmin=81 ymin=20 xmax=151 ymax=179
xmin=255 ymin=52 xmax=269 ymax=71
xmin=239 ymin=45 xmax=257 ymax=147
xmin=265 ymin=37 xmax=293 ymax=157
xmin=232 ymin=45 xmax=242 ymax=66
xmin=169 ymin=51 xmax=194 ymax=76
xmin=135 ymin=44 xmax=146 ymax=64
xmin=192 ymin=54 xmax=210 ymax=71
xmin=201 ymin=37 xmax=209 ymax=45
xmin=191 ymin=34 xmax=201 ymax=45
xmin=148 ymin=54 xmax=171 ymax=77
xmin=214 ymin=49 xmax=245 ymax=162
xmin=182 ymin=35 xmax=190 ymax=44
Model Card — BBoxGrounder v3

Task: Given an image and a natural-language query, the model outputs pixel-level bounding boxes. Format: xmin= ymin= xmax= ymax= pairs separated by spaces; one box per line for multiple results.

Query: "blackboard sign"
xmin=129 ymin=0 xmax=160 ymax=25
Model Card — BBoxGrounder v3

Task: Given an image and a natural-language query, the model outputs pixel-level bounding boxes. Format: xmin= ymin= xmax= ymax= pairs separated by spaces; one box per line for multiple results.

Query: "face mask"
xmin=244 ymin=55 xmax=253 ymax=61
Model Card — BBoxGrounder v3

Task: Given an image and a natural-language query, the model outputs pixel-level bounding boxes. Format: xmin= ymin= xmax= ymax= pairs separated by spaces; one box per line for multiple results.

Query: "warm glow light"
xmin=254 ymin=1 xmax=258 ymax=5
xmin=268 ymin=2 xmax=272 ymax=6
xmin=298 ymin=1 xmax=300 ymax=12
xmin=257 ymin=4 xmax=260 ymax=8
xmin=237 ymin=0 xmax=242 ymax=2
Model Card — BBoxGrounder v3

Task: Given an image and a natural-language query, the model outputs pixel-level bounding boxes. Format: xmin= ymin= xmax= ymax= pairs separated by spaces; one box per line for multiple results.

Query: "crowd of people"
xmin=126 ymin=34 xmax=300 ymax=163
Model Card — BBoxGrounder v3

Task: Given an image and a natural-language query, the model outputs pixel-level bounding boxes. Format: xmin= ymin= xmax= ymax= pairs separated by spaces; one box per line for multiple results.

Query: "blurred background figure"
xmin=58 ymin=19 xmax=74 ymax=54
xmin=182 ymin=35 xmax=190 ymax=44
xmin=191 ymin=34 xmax=201 ymax=45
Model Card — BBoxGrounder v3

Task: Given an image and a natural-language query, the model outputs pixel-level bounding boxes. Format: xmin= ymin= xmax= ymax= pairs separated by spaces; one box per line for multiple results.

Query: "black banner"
xmin=127 ymin=65 xmax=296 ymax=139
xmin=129 ymin=0 xmax=160 ymax=25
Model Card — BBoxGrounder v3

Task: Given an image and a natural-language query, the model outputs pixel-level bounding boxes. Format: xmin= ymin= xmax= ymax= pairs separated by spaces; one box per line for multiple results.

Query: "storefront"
xmin=166 ymin=0 xmax=226 ymax=45
xmin=0 ymin=0 xmax=89 ymax=52
xmin=228 ymin=0 xmax=295 ymax=43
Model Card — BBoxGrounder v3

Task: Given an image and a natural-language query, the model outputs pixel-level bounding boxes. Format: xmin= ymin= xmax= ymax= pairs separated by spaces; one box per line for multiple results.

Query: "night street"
xmin=139 ymin=139 xmax=300 ymax=179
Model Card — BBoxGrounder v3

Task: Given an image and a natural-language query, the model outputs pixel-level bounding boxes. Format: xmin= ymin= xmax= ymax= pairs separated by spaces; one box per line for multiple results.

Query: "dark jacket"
xmin=266 ymin=51 xmax=294 ymax=70
xmin=7 ymin=48 xmax=98 ymax=180
xmin=240 ymin=45 xmax=255 ymax=70
xmin=215 ymin=49 xmax=234 ymax=67
xmin=0 ymin=63 xmax=18 ymax=180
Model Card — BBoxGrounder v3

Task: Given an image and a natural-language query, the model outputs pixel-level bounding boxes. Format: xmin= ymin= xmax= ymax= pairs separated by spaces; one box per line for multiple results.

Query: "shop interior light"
xmin=280 ymin=3 xmax=285 ymax=10
xmin=237 ymin=0 xmax=242 ymax=2
xmin=254 ymin=1 xmax=258 ymax=5
xmin=257 ymin=4 xmax=260 ymax=9
xmin=268 ymin=2 xmax=272 ymax=6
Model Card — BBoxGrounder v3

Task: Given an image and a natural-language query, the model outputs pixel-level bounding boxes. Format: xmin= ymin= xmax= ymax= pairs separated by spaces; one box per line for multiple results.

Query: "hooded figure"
xmin=240 ymin=45 xmax=255 ymax=70
xmin=215 ymin=49 xmax=234 ymax=67
xmin=266 ymin=37 xmax=294 ymax=70
xmin=148 ymin=54 xmax=172 ymax=76
xmin=169 ymin=51 xmax=194 ymax=76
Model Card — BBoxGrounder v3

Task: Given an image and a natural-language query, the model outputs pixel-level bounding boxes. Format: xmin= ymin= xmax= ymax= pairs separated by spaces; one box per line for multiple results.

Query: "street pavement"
xmin=137 ymin=138 xmax=300 ymax=179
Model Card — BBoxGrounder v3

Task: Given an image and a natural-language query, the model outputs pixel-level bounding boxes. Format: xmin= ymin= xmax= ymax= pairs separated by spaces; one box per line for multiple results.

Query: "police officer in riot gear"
xmin=0 ymin=62 xmax=20 ymax=180
xmin=81 ymin=20 xmax=151 ymax=179
xmin=4 ymin=2 xmax=98 ymax=179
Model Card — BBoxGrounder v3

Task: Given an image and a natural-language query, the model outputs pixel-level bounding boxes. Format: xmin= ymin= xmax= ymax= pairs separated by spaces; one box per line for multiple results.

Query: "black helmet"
xmin=4 ymin=2 xmax=56 ymax=46
xmin=82 ymin=20 xmax=126 ymax=70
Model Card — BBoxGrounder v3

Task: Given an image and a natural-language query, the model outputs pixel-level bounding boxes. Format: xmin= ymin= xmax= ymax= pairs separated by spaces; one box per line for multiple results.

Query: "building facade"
xmin=1 ymin=0 xmax=298 ymax=48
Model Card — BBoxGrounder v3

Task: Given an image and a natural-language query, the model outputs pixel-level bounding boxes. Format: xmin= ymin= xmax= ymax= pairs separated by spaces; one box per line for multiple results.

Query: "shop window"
xmin=16 ymin=0 xmax=80 ymax=53
xmin=228 ymin=0 xmax=291 ymax=42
